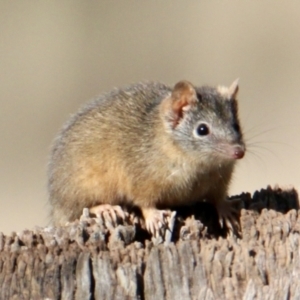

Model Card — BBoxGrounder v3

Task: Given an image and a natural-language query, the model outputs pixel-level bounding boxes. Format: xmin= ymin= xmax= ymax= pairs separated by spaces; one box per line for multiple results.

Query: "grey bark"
xmin=0 ymin=186 xmax=299 ymax=300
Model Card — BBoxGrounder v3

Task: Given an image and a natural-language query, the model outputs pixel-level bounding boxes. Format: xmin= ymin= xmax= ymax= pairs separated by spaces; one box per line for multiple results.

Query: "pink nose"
xmin=233 ymin=145 xmax=245 ymax=159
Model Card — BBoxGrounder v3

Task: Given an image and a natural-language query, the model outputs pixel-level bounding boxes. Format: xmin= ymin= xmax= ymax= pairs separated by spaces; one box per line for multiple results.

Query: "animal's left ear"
xmin=228 ymin=78 xmax=239 ymax=100
xmin=160 ymin=80 xmax=198 ymax=129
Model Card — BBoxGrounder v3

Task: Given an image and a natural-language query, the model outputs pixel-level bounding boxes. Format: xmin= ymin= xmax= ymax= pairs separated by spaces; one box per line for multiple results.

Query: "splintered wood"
xmin=0 ymin=187 xmax=299 ymax=300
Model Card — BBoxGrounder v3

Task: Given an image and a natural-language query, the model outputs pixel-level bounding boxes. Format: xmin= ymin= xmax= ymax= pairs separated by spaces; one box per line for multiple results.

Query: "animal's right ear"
xmin=161 ymin=80 xmax=197 ymax=128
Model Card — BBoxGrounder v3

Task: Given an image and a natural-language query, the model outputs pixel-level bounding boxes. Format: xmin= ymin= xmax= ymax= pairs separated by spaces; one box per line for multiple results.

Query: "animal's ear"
xmin=228 ymin=78 xmax=239 ymax=100
xmin=161 ymin=80 xmax=197 ymax=128
xmin=218 ymin=78 xmax=239 ymax=100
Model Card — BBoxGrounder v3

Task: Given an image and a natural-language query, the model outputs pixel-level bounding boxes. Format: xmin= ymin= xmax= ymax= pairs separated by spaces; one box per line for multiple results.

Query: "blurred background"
xmin=0 ymin=1 xmax=299 ymax=234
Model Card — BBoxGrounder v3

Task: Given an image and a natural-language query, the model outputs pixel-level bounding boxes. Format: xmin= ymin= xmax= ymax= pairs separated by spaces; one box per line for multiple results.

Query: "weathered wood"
xmin=0 ymin=186 xmax=299 ymax=299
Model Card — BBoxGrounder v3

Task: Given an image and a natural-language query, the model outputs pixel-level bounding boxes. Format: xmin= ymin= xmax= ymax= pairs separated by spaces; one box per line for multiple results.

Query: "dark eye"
xmin=196 ymin=123 xmax=210 ymax=136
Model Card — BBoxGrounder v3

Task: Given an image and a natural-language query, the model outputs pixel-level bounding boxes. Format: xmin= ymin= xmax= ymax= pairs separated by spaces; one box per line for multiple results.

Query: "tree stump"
xmin=0 ymin=186 xmax=299 ymax=300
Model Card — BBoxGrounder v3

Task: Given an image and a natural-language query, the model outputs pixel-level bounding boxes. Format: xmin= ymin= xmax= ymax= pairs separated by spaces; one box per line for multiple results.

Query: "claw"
xmin=216 ymin=199 xmax=241 ymax=234
xmin=142 ymin=208 xmax=173 ymax=237
xmin=113 ymin=205 xmax=127 ymax=220
xmin=89 ymin=204 xmax=127 ymax=227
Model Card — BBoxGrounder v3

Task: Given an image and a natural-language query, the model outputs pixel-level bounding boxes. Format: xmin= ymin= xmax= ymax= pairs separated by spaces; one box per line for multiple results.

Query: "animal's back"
xmin=48 ymin=81 xmax=171 ymax=225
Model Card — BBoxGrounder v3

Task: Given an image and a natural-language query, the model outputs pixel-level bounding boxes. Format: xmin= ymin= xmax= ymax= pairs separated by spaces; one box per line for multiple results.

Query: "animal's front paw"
xmin=142 ymin=207 xmax=176 ymax=241
xmin=89 ymin=204 xmax=128 ymax=227
xmin=215 ymin=198 xmax=241 ymax=235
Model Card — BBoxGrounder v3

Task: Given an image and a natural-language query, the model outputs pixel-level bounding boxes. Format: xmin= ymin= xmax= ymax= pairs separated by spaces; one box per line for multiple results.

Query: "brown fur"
xmin=48 ymin=80 xmax=245 ymax=227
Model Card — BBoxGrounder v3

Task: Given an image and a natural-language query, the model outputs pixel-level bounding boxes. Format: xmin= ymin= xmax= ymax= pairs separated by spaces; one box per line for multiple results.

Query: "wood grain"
xmin=0 ymin=186 xmax=299 ymax=300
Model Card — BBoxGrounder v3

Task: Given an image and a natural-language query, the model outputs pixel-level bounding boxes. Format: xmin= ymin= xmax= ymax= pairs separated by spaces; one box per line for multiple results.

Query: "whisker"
xmin=244 ymin=126 xmax=276 ymax=138
xmin=245 ymin=149 xmax=266 ymax=166
xmin=243 ymin=121 xmax=278 ymax=132
xmin=246 ymin=140 xmax=299 ymax=152
xmin=247 ymin=144 xmax=279 ymax=157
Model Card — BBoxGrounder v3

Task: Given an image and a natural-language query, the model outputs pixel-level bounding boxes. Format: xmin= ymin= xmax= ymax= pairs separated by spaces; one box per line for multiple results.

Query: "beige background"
xmin=0 ymin=1 xmax=299 ymax=234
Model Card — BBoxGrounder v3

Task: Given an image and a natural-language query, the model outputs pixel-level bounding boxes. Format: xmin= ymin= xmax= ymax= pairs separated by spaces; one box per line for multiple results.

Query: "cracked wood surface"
xmin=0 ymin=186 xmax=299 ymax=300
